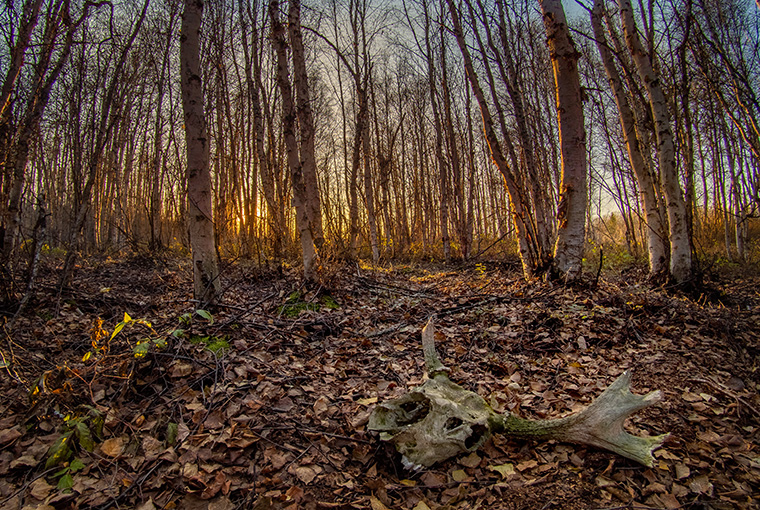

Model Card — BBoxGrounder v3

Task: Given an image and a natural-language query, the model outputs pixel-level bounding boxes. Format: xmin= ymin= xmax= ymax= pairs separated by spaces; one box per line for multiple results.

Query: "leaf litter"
xmin=0 ymin=257 xmax=758 ymax=509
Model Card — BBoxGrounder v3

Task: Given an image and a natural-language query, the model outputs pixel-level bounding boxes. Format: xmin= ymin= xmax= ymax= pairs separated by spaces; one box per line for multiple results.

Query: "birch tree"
xmin=539 ymin=0 xmax=587 ymax=282
xmin=269 ymin=0 xmax=321 ymax=280
xmin=591 ymin=0 xmax=668 ymax=277
xmin=619 ymin=0 xmax=694 ymax=284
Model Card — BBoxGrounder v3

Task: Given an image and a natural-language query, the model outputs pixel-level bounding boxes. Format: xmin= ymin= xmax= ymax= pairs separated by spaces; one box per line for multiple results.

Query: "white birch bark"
xmin=539 ymin=0 xmax=587 ymax=282
xmin=619 ymin=0 xmax=693 ymax=284
xmin=592 ymin=0 xmax=667 ymax=277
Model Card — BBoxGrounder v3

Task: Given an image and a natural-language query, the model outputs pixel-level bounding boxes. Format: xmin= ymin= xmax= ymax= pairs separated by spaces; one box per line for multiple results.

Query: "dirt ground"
xmin=0 ymin=256 xmax=758 ymax=509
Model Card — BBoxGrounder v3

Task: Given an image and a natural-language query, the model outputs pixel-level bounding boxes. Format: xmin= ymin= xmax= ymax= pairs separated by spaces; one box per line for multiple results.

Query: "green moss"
xmin=277 ymin=292 xmax=340 ymax=317
xmin=190 ymin=335 xmax=230 ymax=355
xmin=320 ymin=295 xmax=340 ymax=309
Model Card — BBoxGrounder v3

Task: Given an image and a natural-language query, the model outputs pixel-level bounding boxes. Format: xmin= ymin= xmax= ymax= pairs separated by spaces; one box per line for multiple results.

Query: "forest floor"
xmin=0 ymin=255 xmax=759 ymax=510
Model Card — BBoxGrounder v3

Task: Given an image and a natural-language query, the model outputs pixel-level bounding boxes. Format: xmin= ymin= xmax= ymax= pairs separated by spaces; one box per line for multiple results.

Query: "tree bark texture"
xmin=591 ymin=0 xmax=667 ymax=277
xmin=269 ymin=0 xmax=318 ymax=279
xmin=181 ymin=0 xmax=220 ymax=305
xmin=288 ymin=0 xmax=324 ymax=250
xmin=539 ymin=0 xmax=587 ymax=282
xmin=619 ymin=0 xmax=693 ymax=284
xmin=445 ymin=0 xmax=542 ymax=279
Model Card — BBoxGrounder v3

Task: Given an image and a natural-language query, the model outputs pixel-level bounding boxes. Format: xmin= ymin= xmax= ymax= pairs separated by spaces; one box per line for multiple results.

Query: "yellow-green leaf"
xmin=110 ymin=322 xmax=126 ymax=340
xmin=75 ymin=422 xmax=95 ymax=451
xmin=45 ymin=434 xmax=73 ymax=468
xmin=196 ymin=309 xmax=213 ymax=324
xmin=489 ymin=463 xmax=515 ymax=478
xmin=451 ymin=469 xmax=468 ymax=482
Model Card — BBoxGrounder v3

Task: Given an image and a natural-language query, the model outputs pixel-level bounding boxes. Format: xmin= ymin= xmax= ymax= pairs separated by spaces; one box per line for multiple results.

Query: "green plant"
xmin=278 ymin=292 xmax=339 ymax=317
xmin=190 ymin=334 xmax=230 ymax=355
xmin=278 ymin=291 xmax=319 ymax=317
xmin=53 ymin=457 xmax=86 ymax=491
xmin=45 ymin=407 xmax=102 ymax=471
xmin=171 ymin=309 xmax=214 ymax=340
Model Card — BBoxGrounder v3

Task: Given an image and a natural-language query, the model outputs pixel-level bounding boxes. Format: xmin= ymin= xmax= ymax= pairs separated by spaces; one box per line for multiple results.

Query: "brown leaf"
xmin=273 ymin=397 xmax=294 ymax=413
xmin=659 ymin=493 xmax=682 ymax=510
xmin=170 ymin=362 xmax=194 ymax=378
xmin=202 ymin=471 xmax=228 ymax=500
xmin=459 ymin=452 xmax=481 ymax=468
xmin=208 ymin=497 xmax=234 ymax=510
xmin=10 ymin=455 xmax=38 ymax=469
xmin=0 ymin=426 xmax=22 ymax=445
xmin=100 ymin=436 xmax=127 ymax=457
xmin=313 ymin=395 xmax=330 ymax=416
xmin=689 ymin=474 xmax=714 ymax=496
xmin=290 ymin=464 xmax=322 ymax=484
xmin=369 ymin=495 xmax=391 ymax=510
xmin=136 ymin=498 xmax=158 ymax=510
xmin=29 ymin=478 xmax=54 ymax=500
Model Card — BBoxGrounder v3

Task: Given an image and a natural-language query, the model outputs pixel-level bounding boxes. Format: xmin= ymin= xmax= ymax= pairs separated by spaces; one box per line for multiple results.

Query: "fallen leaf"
xmin=659 ymin=493 xmax=681 ymax=509
xmin=451 ymin=469 xmax=468 ymax=482
xmin=516 ymin=459 xmax=538 ymax=471
xmin=170 ymin=362 xmax=194 ymax=378
xmin=291 ymin=464 xmax=322 ymax=484
xmin=459 ymin=452 xmax=481 ymax=468
xmin=100 ymin=436 xmax=126 ymax=457
xmin=489 ymin=463 xmax=515 ymax=478
xmin=10 ymin=455 xmax=38 ymax=469
xmin=273 ymin=397 xmax=294 ymax=413
xmin=29 ymin=478 xmax=54 ymax=500
xmin=313 ymin=396 xmax=330 ymax=416
xmin=136 ymin=498 xmax=157 ymax=510
xmin=0 ymin=426 xmax=22 ymax=445
xmin=369 ymin=495 xmax=390 ymax=510
xmin=689 ymin=474 xmax=713 ymax=496
xmin=206 ymin=497 xmax=234 ymax=510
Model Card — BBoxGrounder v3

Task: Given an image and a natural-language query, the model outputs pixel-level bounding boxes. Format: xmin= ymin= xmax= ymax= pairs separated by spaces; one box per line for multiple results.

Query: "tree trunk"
xmin=619 ymin=0 xmax=693 ymax=284
xmin=181 ymin=0 xmax=220 ymax=305
xmin=445 ymin=0 xmax=540 ymax=279
xmin=539 ymin=0 xmax=587 ymax=282
xmin=289 ymin=0 xmax=324 ymax=251
xmin=269 ymin=0 xmax=317 ymax=280
xmin=591 ymin=0 xmax=667 ymax=277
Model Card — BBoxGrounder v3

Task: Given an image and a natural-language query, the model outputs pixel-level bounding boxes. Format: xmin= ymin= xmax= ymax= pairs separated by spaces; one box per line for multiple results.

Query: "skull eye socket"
xmin=465 ymin=424 xmax=487 ymax=449
xmin=397 ymin=397 xmax=430 ymax=425
xmin=444 ymin=417 xmax=463 ymax=430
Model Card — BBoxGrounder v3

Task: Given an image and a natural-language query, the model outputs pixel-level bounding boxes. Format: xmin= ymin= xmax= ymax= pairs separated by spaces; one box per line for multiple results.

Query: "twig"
xmin=689 ymin=377 xmax=760 ymax=418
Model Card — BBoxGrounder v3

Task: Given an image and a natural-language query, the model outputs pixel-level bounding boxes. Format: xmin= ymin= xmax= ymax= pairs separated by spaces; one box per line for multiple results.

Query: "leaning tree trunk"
xmin=369 ymin=318 xmax=668 ymax=469
xmin=619 ymin=0 xmax=693 ymax=284
xmin=181 ymin=0 xmax=220 ymax=305
xmin=591 ymin=0 xmax=667 ymax=277
xmin=445 ymin=0 xmax=542 ymax=279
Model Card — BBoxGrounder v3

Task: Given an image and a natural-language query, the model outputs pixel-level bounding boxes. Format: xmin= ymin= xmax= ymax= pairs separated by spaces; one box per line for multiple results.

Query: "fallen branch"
xmin=368 ymin=318 xmax=669 ymax=469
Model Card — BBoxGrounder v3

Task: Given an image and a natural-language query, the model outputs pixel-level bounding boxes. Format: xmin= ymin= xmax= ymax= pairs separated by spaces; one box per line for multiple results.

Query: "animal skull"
xmin=368 ymin=376 xmax=500 ymax=469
